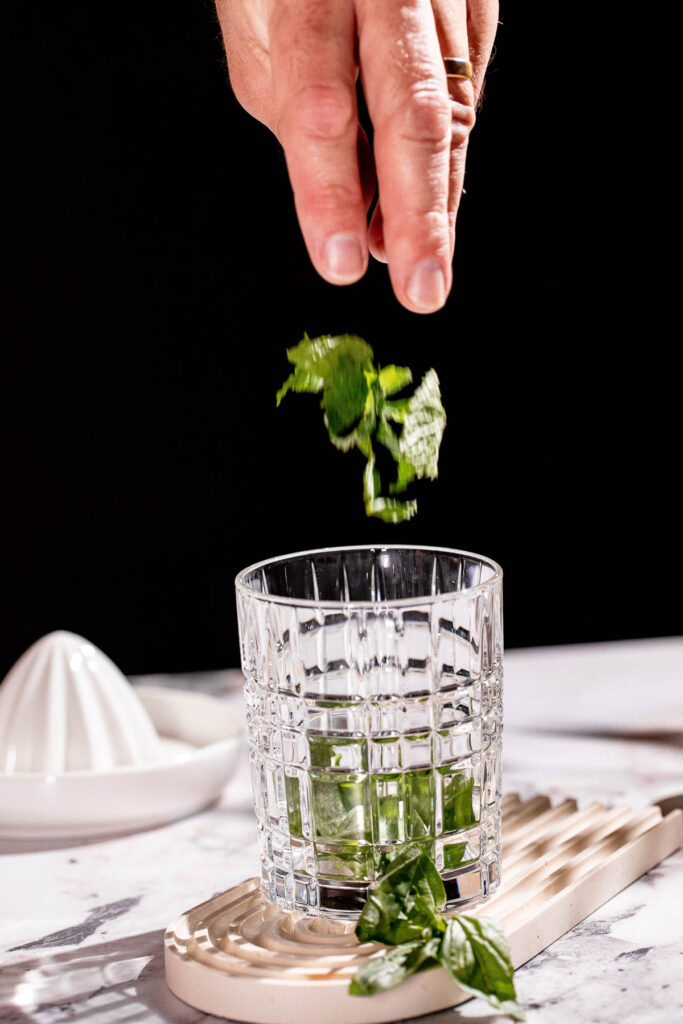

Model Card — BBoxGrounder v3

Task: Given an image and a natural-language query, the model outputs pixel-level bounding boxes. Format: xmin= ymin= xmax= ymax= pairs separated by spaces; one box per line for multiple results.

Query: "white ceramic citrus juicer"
xmin=0 ymin=631 xmax=242 ymax=840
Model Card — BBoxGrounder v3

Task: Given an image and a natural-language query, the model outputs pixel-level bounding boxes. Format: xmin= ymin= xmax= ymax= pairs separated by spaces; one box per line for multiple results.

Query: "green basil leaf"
xmin=349 ymin=846 xmax=523 ymax=1019
xmin=381 ymin=397 xmax=412 ymax=423
xmin=411 ymin=850 xmax=447 ymax=909
xmin=388 ymin=457 xmax=416 ymax=495
xmin=276 ymin=367 xmax=325 ymax=405
xmin=328 ymin=418 xmax=374 ymax=458
xmin=355 ymin=845 xmax=446 ymax=945
xmin=378 ymin=365 xmax=413 ymax=396
xmin=349 ymin=937 xmax=441 ymax=996
xmin=375 ymin=418 xmax=401 ymax=460
xmin=363 ymin=452 xmax=418 ymax=522
xmin=396 ymin=368 xmax=446 ymax=482
xmin=285 ymin=333 xmax=374 ymax=380
xmin=440 ymin=917 xmax=525 ymax=1021
xmin=276 ymin=337 xmax=446 ymax=521
xmin=365 ymin=496 xmax=418 ymax=523
xmin=362 ymin=454 xmax=382 ymax=506
xmin=443 ymin=842 xmax=467 ymax=869
xmin=442 ymin=772 xmax=477 ymax=833
xmin=311 ymin=772 xmax=370 ymax=842
xmin=308 ymin=735 xmax=342 ymax=769
xmin=322 ymin=362 xmax=371 ymax=436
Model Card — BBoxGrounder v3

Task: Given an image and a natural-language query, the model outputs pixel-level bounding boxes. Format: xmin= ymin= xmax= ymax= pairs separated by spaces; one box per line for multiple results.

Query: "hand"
xmin=215 ymin=0 xmax=498 ymax=313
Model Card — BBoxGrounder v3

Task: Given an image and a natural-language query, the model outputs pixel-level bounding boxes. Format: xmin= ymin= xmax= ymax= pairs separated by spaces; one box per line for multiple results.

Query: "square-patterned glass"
xmin=236 ymin=545 xmax=503 ymax=919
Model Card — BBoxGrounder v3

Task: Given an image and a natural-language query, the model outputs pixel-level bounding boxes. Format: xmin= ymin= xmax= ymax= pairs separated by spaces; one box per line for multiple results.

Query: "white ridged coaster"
xmin=164 ymin=794 xmax=683 ymax=1024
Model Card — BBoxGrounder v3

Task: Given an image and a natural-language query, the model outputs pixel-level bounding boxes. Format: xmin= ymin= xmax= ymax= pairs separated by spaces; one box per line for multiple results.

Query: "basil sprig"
xmin=277 ymin=334 xmax=446 ymax=522
xmin=350 ymin=845 xmax=525 ymax=1021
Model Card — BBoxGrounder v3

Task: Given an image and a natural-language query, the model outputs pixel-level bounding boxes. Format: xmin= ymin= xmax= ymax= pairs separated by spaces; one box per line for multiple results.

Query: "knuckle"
xmin=412 ymin=209 xmax=451 ymax=242
xmin=396 ymin=86 xmax=452 ymax=146
xmin=386 ymin=208 xmax=450 ymax=250
xmin=450 ymin=99 xmax=476 ymax=150
xmin=283 ymin=82 xmax=356 ymax=142
xmin=301 ymin=179 xmax=362 ymax=215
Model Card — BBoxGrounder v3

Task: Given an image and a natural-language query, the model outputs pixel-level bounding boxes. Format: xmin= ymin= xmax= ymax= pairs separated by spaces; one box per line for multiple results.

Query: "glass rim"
xmin=235 ymin=543 xmax=503 ymax=609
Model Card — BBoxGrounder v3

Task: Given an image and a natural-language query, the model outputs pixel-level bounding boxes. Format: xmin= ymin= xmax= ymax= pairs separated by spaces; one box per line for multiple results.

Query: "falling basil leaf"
xmin=394 ymin=368 xmax=446 ymax=482
xmin=284 ymin=333 xmax=374 ymax=379
xmin=277 ymin=334 xmax=445 ymax=521
xmin=378 ymin=364 xmax=413 ymax=396
xmin=322 ymin=363 xmax=371 ymax=436
xmin=275 ymin=367 xmax=325 ymax=406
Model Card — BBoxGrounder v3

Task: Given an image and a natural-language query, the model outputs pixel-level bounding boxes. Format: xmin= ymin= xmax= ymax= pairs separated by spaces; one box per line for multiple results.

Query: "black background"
xmin=1 ymin=3 xmax=678 ymax=679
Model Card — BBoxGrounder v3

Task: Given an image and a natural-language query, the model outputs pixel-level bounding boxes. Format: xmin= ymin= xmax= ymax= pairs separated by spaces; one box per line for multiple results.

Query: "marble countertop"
xmin=1 ymin=637 xmax=682 ymax=1024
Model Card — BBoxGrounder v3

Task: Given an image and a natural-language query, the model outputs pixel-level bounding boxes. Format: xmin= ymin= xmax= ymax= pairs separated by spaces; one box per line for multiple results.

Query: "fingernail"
xmin=324 ymin=233 xmax=364 ymax=282
xmin=407 ymin=259 xmax=447 ymax=311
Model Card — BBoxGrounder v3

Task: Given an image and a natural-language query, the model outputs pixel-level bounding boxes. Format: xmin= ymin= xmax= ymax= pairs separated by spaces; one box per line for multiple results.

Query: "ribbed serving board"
xmin=165 ymin=794 xmax=682 ymax=1023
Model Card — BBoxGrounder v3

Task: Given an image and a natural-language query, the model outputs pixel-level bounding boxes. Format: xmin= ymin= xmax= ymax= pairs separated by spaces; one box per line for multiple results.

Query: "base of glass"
xmin=261 ymin=855 xmax=500 ymax=921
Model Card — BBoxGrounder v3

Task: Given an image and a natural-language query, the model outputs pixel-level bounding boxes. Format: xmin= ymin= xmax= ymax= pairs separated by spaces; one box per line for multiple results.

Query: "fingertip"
xmin=369 ymin=244 xmax=388 ymax=265
xmin=368 ymin=207 xmax=387 ymax=263
xmin=322 ymin=232 xmax=368 ymax=284
xmin=404 ymin=258 xmax=449 ymax=313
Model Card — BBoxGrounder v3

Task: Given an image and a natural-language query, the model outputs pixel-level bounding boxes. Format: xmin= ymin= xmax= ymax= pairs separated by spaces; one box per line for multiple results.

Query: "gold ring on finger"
xmin=443 ymin=57 xmax=473 ymax=80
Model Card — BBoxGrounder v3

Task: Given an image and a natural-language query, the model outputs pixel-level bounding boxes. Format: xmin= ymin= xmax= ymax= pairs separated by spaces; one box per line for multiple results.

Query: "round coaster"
xmin=164 ymin=876 xmax=468 ymax=1024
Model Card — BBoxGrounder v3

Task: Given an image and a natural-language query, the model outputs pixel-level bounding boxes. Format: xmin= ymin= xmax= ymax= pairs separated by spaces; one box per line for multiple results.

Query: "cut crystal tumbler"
xmin=235 ymin=545 xmax=503 ymax=919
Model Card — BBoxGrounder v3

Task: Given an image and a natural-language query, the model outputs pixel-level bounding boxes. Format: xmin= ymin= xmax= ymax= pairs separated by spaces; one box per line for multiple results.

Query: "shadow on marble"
xmin=0 ymin=930 xmax=505 ymax=1024
xmin=0 ymin=930 xmax=221 ymax=1024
